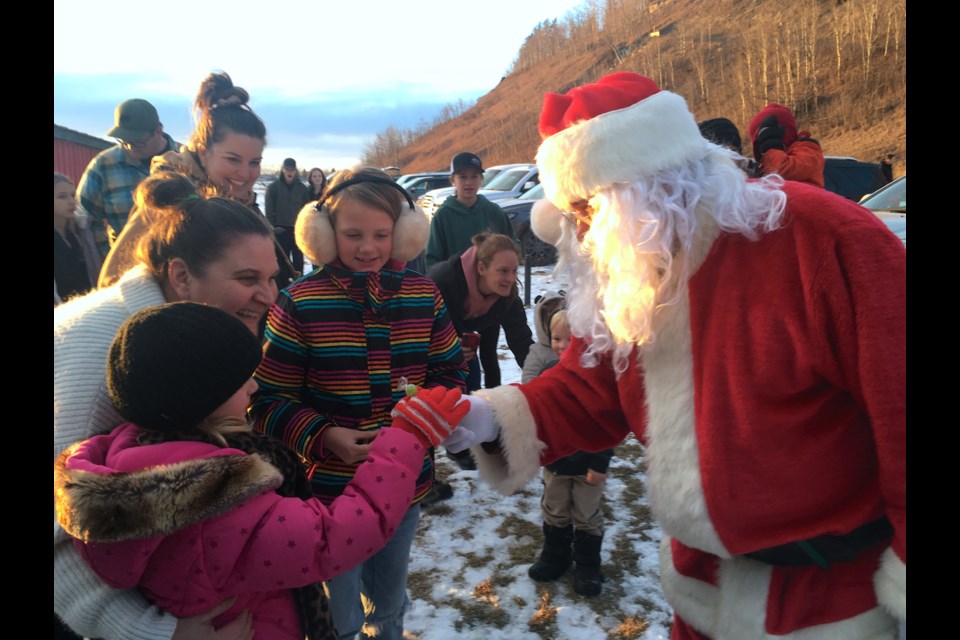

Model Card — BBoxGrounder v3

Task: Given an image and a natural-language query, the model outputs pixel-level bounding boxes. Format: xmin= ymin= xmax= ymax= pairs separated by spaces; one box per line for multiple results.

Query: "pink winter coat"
xmin=54 ymin=423 xmax=426 ymax=639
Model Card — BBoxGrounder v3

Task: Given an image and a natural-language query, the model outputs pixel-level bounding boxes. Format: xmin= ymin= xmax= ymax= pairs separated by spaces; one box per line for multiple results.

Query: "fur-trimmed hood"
xmin=54 ymin=423 xmax=282 ymax=543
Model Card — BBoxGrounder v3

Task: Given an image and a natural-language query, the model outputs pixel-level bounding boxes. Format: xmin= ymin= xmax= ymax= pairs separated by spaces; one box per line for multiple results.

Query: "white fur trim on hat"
xmin=295 ymin=201 xmax=430 ymax=267
xmin=535 ymin=91 xmax=707 ymax=211
xmin=530 ymin=198 xmax=564 ymax=247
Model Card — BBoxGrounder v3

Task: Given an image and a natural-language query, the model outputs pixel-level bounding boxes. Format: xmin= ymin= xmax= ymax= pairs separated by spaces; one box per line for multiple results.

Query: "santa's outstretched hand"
xmin=443 ymin=394 xmax=498 ymax=453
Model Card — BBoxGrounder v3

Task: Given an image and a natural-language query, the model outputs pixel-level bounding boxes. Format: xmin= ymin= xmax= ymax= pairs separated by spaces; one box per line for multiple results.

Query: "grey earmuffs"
xmin=295 ymin=175 xmax=430 ymax=267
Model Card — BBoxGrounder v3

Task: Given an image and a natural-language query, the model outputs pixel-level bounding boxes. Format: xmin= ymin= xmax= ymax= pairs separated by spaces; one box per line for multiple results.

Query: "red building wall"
xmin=54 ymin=125 xmax=113 ymax=184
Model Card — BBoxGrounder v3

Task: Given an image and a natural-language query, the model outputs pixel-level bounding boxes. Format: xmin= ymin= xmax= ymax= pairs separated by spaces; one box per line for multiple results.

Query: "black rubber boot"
xmin=573 ymin=530 xmax=604 ymax=597
xmin=445 ymin=447 xmax=477 ymax=471
xmin=528 ymin=523 xmax=574 ymax=582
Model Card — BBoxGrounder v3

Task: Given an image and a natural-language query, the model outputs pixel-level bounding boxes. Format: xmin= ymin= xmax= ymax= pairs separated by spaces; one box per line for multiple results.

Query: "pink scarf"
xmin=461 ymin=246 xmax=499 ymax=319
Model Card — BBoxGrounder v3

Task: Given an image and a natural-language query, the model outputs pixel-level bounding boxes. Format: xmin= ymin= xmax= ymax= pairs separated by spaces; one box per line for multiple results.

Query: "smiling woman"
xmin=427 ymin=232 xmax=533 ymax=393
xmin=98 ymin=71 xmax=300 ymax=290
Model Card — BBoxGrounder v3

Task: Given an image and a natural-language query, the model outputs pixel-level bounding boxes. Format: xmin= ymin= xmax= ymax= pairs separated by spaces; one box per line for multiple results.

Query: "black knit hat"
xmin=697 ymin=117 xmax=743 ymax=155
xmin=107 ymin=302 xmax=263 ymax=432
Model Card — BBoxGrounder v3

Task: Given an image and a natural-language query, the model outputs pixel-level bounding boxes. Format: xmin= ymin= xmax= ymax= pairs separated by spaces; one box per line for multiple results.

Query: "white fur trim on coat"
xmin=535 ymin=91 xmax=707 ymax=212
xmin=472 ymin=385 xmax=545 ymax=495
xmin=874 ymin=547 xmax=906 ymax=621
xmin=295 ymin=201 xmax=430 ymax=267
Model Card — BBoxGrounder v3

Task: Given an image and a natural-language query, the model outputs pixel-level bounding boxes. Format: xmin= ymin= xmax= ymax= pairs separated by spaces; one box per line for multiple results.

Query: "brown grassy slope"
xmin=389 ymin=0 xmax=906 ymax=178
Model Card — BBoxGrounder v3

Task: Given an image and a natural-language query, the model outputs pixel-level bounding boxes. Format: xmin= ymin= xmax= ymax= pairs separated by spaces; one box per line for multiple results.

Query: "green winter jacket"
xmin=424 ymin=195 xmax=518 ymax=269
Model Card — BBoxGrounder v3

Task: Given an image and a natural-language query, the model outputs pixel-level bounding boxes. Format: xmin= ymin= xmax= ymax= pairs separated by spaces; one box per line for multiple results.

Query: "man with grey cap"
xmin=76 ymin=98 xmax=180 ymax=259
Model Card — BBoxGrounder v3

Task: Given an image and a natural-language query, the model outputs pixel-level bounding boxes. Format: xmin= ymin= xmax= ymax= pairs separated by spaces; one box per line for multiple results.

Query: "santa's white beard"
xmin=554 ymin=156 xmax=786 ymax=374
xmin=559 ymin=187 xmax=689 ymax=375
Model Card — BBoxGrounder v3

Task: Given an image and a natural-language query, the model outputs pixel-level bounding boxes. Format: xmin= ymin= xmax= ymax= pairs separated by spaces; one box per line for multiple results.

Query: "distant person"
xmin=54 ymin=172 xmax=100 ymax=306
xmin=748 ymin=103 xmax=825 ymax=187
xmin=98 ymin=71 xmax=298 ymax=291
xmin=305 ymin=166 xmax=328 ymax=203
xmin=55 ymin=300 xmax=469 ymax=640
xmin=880 ymin=153 xmax=895 ymax=184
xmin=76 ymin=98 xmax=180 ymax=259
xmin=252 ymin=167 xmax=467 ymax=640
xmin=697 ymin=116 xmax=758 ymax=177
xmin=424 ymin=152 xmax=517 ymax=270
xmin=523 ymin=309 xmax=614 ymax=597
xmin=425 ymin=151 xmax=519 ymax=389
xmin=266 ymin=158 xmax=310 ymax=276
xmin=428 ymin=232 xmax=532 ymax=397
xmin=423 ymin=152 xmax=521 ymax=484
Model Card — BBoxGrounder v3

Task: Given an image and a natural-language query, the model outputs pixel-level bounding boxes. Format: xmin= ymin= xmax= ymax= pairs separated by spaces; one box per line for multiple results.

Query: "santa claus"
xmin=447 ymin=72 xmax=906 ymax=639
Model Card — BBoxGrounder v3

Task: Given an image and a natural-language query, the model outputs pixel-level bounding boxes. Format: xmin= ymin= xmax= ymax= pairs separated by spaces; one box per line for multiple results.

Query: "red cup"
xmin=461 ymin=331 xmax=480 ymax=350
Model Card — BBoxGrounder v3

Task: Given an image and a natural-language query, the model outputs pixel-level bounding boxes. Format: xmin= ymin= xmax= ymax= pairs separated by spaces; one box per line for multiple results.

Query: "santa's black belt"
xmin=742 ymin=517 xmax=893 ymax=569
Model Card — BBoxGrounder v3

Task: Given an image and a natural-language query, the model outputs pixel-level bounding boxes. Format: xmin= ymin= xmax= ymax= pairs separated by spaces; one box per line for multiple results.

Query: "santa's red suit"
xmin=465 ymin=74 xmax=905 ymax=639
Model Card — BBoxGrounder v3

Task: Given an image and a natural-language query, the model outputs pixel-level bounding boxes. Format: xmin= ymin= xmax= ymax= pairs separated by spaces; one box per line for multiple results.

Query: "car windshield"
xmin=481 ymin=170 xmax=503 ymax=187
xmin=517 ymin=183 xmax=544 ymax=200
xmin=484 ymin=168 xmax=533 ymax=192
xmin=860 ymin=177 xmax=906 ymax=213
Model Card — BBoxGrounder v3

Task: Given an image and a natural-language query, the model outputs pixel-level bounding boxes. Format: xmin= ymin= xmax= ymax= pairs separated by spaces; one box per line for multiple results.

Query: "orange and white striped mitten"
xmin=390 ymin=386 xmax=470 ymax=448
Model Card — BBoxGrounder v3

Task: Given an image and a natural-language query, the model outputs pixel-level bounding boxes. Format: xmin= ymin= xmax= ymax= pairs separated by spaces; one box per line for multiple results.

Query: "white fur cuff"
xmin=472 ymin=385 xmax=545 ymax=495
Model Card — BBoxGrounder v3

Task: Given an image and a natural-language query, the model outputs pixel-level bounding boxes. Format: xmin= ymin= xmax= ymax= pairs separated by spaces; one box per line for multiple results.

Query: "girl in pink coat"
xmin=54 ymin=301 xmax=469 ymax=640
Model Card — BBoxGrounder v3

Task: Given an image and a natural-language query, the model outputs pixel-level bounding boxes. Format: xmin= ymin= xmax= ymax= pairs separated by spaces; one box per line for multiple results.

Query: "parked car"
xmin=478 ymin=163 xmax=539 ymax=202
xmin=418 ymin=163 xmax=535 ymax=218
xmin=395 ymin=172 xmax=448 ymax=188
xmin=498 ymin=183 xmax=558 ymax=267
xmin=859 ymin=175 xmax=906 ymax=245
xmin=823 ymin=156 xmax=887 ymax=202
xmin=402 ymin=173 xmax=452 ymax=200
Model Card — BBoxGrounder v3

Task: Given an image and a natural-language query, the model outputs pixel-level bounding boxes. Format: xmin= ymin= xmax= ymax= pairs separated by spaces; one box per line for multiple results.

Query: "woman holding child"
xmin=54 ymin=171 xmax=279 ymax=640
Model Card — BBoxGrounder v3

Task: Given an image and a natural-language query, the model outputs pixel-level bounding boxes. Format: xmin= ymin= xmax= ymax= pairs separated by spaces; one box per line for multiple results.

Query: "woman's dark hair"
xmin=307 ymin=167 xmax=327 ymax=197
xmin=132 ymin=172 xmax=273 ymax=282
xmin=190 ymin=71 xmax=267 ymax=153
xmin=472 ymin=232 xmax=521 ymax=298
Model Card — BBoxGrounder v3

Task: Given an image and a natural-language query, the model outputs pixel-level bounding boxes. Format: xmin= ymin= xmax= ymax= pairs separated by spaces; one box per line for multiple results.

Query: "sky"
xmin=53 ymin=0 xmax=588 ymax=173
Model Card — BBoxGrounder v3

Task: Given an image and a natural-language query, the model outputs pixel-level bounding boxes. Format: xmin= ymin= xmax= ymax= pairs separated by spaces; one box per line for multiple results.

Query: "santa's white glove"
xmin=442 ymin=394 xmax=498 ymax=453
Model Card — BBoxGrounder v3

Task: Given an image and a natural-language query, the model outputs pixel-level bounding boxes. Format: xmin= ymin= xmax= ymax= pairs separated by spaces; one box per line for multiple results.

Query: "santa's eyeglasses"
xmin=560 ymin=200 xmax=594 ymax=226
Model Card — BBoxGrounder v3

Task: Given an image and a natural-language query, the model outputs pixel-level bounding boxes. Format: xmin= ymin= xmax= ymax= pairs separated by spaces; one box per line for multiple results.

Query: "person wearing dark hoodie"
xmin=747 ymin=102 xmax=825 ymax=188
xmin=266 ymin=158 xmax=310 ymax=276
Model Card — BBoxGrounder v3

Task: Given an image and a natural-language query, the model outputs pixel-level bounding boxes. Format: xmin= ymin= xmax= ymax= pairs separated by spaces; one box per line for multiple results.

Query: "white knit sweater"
xmin=53 ymin=265 xmax=178 ymax=640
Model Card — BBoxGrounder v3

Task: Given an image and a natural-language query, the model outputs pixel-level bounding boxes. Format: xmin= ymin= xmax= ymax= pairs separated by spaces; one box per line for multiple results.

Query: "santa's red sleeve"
xmin=471 ymin=339 xmax=635 ymax=495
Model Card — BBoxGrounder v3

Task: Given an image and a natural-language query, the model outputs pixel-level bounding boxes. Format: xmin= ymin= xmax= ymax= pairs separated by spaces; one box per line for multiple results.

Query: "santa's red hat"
xmin=532 ymin=72 xmax=706 ymax=245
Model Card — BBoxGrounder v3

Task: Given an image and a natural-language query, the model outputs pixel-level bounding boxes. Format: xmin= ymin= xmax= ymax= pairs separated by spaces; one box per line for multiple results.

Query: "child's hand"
xmin=319 ymin=425 xmax=376 ymax=464
xmin=391 ymin=386 xmax=471 ymax=448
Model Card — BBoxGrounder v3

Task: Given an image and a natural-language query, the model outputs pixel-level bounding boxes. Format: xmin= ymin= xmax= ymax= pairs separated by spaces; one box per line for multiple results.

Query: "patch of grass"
xmin=609 ymin=616 xmax=652 ymax=639
xmin=528 ymin=591 xmax=559 ymax=638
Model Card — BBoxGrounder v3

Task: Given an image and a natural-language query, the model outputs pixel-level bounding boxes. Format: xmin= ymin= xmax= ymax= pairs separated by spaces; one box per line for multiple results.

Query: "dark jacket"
xmin=536 ymin=360 xmax=615 ymax=476
xmin=427 ymin=253 xmax=533 ymax=383
xmin=424 ymin=195 xmax=517 ymax=269
xmin=266 ymin=174 xmax=310 ymax=227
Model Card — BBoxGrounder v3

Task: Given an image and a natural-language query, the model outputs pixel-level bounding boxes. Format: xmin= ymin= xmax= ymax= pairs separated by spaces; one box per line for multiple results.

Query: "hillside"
xmin=369 ymin=0 xmax=906 ymax=177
